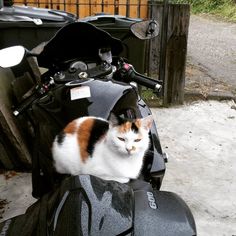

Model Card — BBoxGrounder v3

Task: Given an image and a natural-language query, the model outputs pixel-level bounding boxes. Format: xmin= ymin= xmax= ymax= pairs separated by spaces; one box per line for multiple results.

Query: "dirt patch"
xmin=0 ymin=170 xmax=18 ymax=180
xmin=184 ymin=61 xmax=235 ymax=100
xmin=3 ymin=171 xmax=17 ymax=180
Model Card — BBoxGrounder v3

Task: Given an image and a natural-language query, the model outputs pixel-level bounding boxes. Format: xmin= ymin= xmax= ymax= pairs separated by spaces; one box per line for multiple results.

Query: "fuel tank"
xmin=31 ymin=78 xmax=138 ymax=128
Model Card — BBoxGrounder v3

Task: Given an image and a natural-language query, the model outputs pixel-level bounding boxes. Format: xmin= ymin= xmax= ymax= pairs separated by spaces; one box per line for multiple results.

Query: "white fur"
xmin=52 ymin=116 xmax=152 ymax=183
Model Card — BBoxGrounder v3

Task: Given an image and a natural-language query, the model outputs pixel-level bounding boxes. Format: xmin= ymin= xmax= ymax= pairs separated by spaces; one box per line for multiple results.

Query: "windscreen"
xmin=37 ymin=22 xmax=123 ymax=68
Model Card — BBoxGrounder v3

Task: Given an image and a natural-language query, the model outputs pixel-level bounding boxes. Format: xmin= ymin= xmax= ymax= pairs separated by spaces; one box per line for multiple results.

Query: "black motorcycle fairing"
xmin=0 ymin=175 xmax=134 ymax=236
xmin=50 ymin=176 xmax=134 ymax=236
xmin=0 ymin=176 xmax=196 ymax=236
xmin=137 ymin=99 xmax=166 ymax=188
xmin=37 ymin=22 xmax=123 ymax=69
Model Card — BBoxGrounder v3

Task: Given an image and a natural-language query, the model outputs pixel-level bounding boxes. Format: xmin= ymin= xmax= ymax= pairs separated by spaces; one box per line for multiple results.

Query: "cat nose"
xmin=126 ymin=148 xmax=132 ymax=154
xmin=126 ymin=147 xmax=134 ymax=154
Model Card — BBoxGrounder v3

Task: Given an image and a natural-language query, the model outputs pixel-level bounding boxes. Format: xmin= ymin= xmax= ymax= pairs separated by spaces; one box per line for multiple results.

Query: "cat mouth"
xmin=126 ymin=151 xmax=134 ymax=157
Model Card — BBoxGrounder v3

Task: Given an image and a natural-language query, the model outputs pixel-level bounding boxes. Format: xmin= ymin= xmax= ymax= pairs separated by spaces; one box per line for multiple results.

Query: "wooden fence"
xmin=14 ymin=0 xmax=150 ymax=18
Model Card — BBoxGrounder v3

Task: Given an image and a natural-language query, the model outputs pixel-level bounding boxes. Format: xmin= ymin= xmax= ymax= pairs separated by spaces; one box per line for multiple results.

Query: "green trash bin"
xmin=0 ymin=5 xmax=76 ymax=50
xmin=80 ymin=14 xmax=147 ymax=73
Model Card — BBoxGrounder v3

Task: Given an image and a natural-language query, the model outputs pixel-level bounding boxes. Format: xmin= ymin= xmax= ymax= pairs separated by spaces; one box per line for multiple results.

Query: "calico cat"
xmin=52 ymin=114 xmax=153 ymax=183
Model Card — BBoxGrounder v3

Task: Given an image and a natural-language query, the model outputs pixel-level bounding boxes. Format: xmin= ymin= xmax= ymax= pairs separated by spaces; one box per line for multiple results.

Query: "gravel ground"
xmin=185 ymin=15 xmax=236 ymax=97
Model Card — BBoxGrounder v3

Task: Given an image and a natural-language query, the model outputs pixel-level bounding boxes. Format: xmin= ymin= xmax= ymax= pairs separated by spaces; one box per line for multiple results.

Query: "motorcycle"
xmin=0 ymin=20 xmax=197 ymax=235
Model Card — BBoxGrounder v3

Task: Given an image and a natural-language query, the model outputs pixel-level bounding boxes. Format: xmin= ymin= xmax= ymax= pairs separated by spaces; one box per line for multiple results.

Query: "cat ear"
xmin=108 ymin=113 xmax=119 ymax=126
xmin=140 ymin=115 xmax=153 ymax=130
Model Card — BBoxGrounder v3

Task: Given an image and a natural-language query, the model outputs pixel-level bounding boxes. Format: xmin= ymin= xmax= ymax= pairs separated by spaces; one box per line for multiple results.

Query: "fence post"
xmin=164 ymin=3 xmax=190 ymax=105
xmin=148 ymin=2 xmax=190 ymax=105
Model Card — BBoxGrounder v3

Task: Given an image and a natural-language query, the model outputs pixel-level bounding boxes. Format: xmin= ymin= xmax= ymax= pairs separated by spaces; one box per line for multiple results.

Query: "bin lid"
xmin=0 ymin=5 xmax=76 ymax=25
xmin=79 ymin=14 xmax=142 ymax=28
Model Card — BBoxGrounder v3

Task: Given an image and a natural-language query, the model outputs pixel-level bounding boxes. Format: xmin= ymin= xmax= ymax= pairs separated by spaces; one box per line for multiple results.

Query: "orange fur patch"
xmin=135 ymin=119 xmax=142 ymax=129
xmin=119 ymin=122 xmax=132 ymax=133
xmin=64 ymin=120 xmax=77 ymax=134
xmin=77 ymin=118 xmax=94 ymax=162
xmin=119 ymin=120 xmax=142 ymax=133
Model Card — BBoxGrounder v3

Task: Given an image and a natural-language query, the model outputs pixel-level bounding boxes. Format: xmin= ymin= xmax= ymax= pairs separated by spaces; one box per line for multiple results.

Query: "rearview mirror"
xmin=0 ymin=46 xmax=26 ymax=68
xmin=130 ymin=20 xmax=159 ymax=40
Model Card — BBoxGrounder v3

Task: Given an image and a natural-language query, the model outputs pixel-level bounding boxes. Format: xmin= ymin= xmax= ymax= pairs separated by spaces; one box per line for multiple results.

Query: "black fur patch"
xmin=131 ymin=122 xmax=139 ymax=133
xmin=57 ymin=131 xmax=65 ymax=145
xmin=115 ymin=115 xmax=133 ymax=126
xmin=116 ymin=116 xmax=139 ymax=133
xmin=87 ymin=119 xmax=109 ymax=156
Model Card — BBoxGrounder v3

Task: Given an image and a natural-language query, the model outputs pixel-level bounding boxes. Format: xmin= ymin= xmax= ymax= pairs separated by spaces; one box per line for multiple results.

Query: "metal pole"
xmin=126 ymin=0 xmax=130 ymax=17
xmin=159 ymin=0 xmax=169 ymax=105
xmin=0 ymin=0 xmax=3 ymax=9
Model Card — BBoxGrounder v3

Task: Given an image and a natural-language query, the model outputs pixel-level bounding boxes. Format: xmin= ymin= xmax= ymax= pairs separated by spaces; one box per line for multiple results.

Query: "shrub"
xmin=171 ymin=0 xmax=236 ymax=21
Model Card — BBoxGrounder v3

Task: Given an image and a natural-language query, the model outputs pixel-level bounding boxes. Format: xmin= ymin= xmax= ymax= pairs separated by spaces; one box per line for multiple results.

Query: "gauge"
xmin=68 ymin=61 xmax=88 ymax=73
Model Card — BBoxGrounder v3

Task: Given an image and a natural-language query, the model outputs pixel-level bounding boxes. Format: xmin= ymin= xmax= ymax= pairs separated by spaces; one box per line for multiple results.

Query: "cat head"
xmin=106 ymin=113 xmax=153 ymax=157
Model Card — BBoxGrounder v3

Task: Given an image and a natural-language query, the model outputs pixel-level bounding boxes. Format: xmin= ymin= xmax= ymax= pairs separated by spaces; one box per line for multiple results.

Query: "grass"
xmin=172 ymin=0 xmax=236 ymax=22
xmin=140 ymin=88 xmax=163 ymax=107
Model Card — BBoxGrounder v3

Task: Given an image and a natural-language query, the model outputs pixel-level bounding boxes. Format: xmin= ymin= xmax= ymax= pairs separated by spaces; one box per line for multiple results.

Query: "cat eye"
xmin=134 ymin=138 xmax=141 ymax=142
xmin=118 ymin=137 xmax=125 ymax=142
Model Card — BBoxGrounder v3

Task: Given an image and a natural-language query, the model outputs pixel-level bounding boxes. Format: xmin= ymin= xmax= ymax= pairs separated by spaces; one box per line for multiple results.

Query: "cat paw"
xmin=111 ymin=177 xmax=130 ymax=183
xmin=100 ymin=176 xmax=129 ymax=183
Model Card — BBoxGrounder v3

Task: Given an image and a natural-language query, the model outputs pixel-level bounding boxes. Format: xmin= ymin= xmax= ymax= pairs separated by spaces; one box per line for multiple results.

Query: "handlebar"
xmin=128 ymin=69 xmax=162 ymax=92
xmin=115 ymin=62 xmax=162 ymax=93
xmin=13 ymin=80 xmax=54 ymax=116
xmin=12 ymin=59 xmax=161 ymax=116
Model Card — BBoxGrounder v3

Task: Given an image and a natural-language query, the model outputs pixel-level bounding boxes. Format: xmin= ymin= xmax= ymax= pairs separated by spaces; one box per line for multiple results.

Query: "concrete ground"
xmin=0 ymin=172 xmax=35 ymax=222
xmin=1 ymin=99 xmax=236 ymax=236
xmin=153 ymin=100 xmax=236 ymax=236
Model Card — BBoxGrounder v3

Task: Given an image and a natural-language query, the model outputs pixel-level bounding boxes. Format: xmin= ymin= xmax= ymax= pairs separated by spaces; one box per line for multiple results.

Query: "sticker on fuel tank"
xmin=147 ymin=191 xmax=157 ymax=209
xmin=70 ymin=86 xmax=91 ymax=100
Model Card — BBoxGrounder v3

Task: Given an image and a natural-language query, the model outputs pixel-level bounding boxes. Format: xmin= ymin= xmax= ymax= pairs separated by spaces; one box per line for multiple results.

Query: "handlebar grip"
xmin=12 ymin=84 xmax=49 ymax=116
xmin=117 ymin=63 xmax=162 ymax=92
xmin=129 ymin=70 xmax=162 ymax=92
xmin=13 ymin=92 xmax=38 ymax=116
